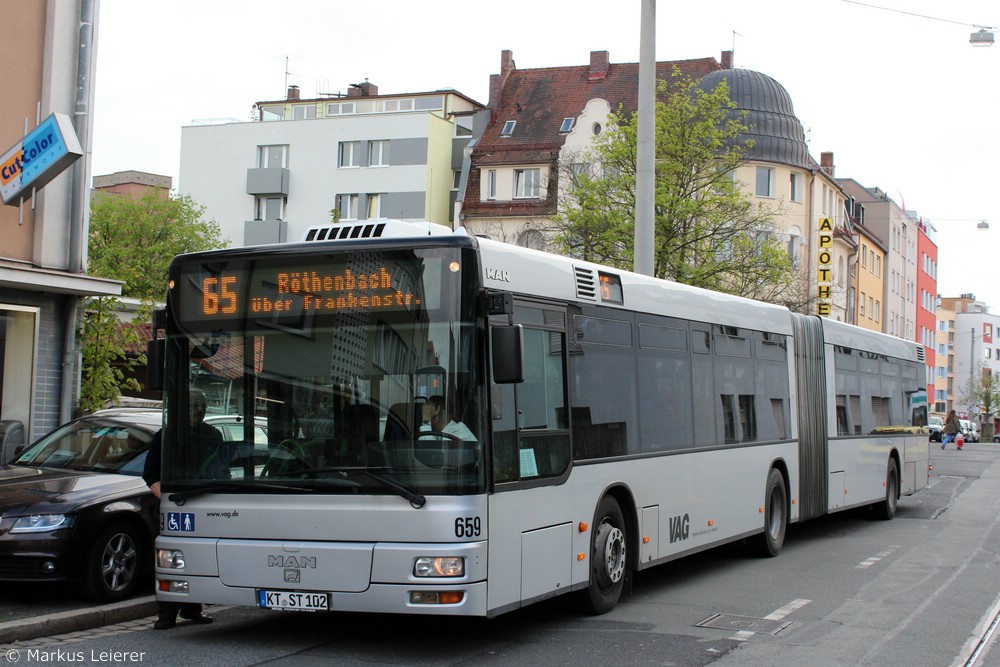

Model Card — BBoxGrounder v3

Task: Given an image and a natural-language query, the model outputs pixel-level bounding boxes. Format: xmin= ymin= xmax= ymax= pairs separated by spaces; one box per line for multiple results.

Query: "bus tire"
xmin=754 ymin=468 xmax=787 ymax=558
xmin=584 ymin=495 xmax=628 ymax=614
xmin=873 ymin=457 xmax=898 ymax=521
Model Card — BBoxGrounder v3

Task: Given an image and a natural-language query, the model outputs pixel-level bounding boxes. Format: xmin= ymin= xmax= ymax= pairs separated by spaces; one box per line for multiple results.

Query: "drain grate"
xmin=695 ymin=613 xmax=790 ymax=635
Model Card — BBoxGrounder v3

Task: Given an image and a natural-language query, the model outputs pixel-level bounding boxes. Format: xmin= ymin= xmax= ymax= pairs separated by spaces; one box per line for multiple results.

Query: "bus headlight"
xmin=156 ymin=549 xmax=186 ymax=569
xmin=414 ymin=556 xmax=464 ymax=577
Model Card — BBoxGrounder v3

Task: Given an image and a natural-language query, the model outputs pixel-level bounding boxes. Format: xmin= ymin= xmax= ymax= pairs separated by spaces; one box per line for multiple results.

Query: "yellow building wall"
xmin=855 ymin=237 xmax=885 ymax=332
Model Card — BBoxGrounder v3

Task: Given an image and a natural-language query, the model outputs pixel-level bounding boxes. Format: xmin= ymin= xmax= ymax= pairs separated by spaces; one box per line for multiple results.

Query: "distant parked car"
xmin=928 ymin=415 xmax=943 ymax=442
xmin=959 ymin=419 xmax=980 ymax=443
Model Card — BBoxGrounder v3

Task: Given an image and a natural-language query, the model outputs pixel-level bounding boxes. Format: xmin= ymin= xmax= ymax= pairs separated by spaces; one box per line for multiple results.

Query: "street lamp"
xmin=970 ymin=28 xmax=995 ymax=46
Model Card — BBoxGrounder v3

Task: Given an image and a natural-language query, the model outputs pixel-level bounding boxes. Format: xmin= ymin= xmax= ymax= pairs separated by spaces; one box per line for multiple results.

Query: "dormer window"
xmin=559 ymin=118 xmax=575 ymax=133
xmin=501 ymin=120 xmax=516 ymax=137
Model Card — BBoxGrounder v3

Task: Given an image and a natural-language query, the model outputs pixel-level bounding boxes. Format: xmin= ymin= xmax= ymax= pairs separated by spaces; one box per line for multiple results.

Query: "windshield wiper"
xmin=168 ymin=481 xmax=311 ymax=504
xmin=303 ymin=466 xmax=426 ymax=508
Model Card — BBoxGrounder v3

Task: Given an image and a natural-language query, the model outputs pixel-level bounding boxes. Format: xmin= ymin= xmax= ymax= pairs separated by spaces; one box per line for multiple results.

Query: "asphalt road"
xmin=1 ymin=442 xmax=998 ymax=665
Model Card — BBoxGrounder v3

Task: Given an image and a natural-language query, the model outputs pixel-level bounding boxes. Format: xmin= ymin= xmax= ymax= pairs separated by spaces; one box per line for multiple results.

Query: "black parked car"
xmin=0 ymin=408 xmax=162 ymax=602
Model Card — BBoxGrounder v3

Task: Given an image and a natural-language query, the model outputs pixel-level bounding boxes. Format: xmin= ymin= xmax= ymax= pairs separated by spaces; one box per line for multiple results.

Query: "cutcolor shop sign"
xmin=0 ymin=113 xmax=82 ymax=206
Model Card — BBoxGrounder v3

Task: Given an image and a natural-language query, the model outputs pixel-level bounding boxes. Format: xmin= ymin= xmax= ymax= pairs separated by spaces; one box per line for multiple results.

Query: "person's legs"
xmin=153 ymin=601 xmax=180 ymax=630
xmin=179 ymin=602 xmax=212 ymax=624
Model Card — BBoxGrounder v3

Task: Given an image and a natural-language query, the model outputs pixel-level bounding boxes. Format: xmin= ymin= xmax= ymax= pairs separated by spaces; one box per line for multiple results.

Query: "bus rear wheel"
xmin=583 ymin=496 xmax=628 ymax=614
xmin=873 ymin=457 xmax=898 ymax=521
xmin=754 ymin=468 xmax=787 ymax=558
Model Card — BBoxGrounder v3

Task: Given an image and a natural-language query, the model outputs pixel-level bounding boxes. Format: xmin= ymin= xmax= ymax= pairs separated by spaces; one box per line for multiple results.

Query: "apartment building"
xmin=179 ymin=82 xmax=484 ymax=246
xmin=940 ymin=295 xmax=1000 ymax=425
xmin=0 ymin=1 xmax=122 ymax=457
xmin=915 ymin=217 xmax=939 ymax=395
xmin=838 ymin=180 xmax=919 ymax=341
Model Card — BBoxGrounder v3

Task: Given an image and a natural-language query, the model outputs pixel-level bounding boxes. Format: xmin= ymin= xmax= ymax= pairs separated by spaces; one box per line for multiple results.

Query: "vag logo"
xmin=669 ymin=514 xmax=690 ymax=543
xmin=267 ymin=555 xmax=316 ymax=568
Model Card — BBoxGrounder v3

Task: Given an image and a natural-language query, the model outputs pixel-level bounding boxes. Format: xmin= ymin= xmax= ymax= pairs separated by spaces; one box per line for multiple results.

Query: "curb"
xmin=0 ymin=596 xmax=157 ymax=644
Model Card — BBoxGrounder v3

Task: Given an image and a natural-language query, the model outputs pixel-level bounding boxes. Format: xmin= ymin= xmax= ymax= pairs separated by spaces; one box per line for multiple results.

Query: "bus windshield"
xmin=161 ymin=245 xmax=485 ymax=496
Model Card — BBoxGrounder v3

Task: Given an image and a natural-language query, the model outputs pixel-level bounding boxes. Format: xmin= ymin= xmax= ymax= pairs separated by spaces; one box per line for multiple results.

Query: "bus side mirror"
xmin=146 ymin=338 xmax=165 ymax=391
xmin=491 ymin=324 xmax=524 ymax=384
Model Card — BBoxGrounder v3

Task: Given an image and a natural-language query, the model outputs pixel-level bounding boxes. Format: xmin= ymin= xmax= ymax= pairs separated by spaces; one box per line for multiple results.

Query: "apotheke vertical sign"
xmin=0 ymin=113 xmax=82 ymax=206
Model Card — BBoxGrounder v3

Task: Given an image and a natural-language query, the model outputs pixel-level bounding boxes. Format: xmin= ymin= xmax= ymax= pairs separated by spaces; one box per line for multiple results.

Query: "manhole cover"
xmin=695 ymin=613 xmax=790 ymax=635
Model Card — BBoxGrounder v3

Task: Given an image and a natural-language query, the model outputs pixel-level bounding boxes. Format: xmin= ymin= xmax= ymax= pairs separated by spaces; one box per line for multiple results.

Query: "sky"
xmin=90 ymin=0 xmax=1000 ymax=307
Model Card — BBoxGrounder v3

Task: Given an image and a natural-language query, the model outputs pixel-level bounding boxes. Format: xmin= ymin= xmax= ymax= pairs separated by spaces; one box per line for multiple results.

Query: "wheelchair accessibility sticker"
xmin=167 ymin=512 xmax=195 ymax=532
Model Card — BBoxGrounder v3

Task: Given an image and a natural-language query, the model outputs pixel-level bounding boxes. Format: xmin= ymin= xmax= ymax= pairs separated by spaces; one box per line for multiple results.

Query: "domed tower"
xmin=697 ymin=67 xmax=851 ymax=320
xmin=697 ymin=68 xmax=810 ymax=169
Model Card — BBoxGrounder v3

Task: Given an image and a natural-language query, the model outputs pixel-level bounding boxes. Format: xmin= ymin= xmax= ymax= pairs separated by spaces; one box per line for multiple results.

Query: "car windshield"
xmin=929 ymin=416 xmax=943 ymax=426
xmin=13 ymin=417 xmax=154 ymax=475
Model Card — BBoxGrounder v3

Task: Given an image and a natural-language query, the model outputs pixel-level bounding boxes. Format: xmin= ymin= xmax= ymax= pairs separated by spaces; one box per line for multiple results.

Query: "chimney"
xmin=588 ymin=50 xmax=610 ymax=80
xmin=488 ymin=50 xmax=517 ymax=122
xmin=721 ymin=50 xmax=733 ymax=69
xmin=347 ymin=79 xmax=378 ymax=97
xmin=820 ymin=152 xmax=835 ymax=177
xmin=500 ymin=49 xmax=515 ymax=78
xmin=287 ymin=85 xmax=300 ymax=100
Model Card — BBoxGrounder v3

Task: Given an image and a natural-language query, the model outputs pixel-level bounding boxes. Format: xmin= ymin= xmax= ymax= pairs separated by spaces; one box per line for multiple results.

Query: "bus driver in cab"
xmin=420 ymin=395 xmax=476 ymax=441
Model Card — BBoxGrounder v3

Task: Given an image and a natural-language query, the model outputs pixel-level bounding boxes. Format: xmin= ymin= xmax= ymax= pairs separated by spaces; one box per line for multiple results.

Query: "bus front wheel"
xmin=584 ymin=495 xmax=628 ymax=614
xmin=754 ymin=468 xmax=787 ymax=558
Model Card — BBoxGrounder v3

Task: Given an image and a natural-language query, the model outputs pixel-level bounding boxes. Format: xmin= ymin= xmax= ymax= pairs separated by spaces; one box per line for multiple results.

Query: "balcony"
xmin=246 ymin=168 xmax=289 ymax=196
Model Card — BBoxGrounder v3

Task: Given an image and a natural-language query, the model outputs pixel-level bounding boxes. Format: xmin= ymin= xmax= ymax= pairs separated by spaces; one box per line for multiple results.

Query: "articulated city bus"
xmin=149 ymin=219 xmax=929 ymax=617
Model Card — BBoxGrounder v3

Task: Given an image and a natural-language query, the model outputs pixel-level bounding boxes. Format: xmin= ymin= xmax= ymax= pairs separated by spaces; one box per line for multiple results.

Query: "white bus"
xmin=148 ymin=219 xmax=929 ymax=617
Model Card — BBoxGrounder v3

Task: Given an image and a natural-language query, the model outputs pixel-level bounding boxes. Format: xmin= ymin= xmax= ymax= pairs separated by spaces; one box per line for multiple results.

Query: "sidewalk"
xmin=0 ymin=595 xmax=157 ymax=644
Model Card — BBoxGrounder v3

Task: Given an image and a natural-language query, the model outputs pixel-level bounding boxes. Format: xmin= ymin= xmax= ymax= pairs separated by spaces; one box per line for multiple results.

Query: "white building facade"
xmin=179 ymin=85 xmax=483 ymax=247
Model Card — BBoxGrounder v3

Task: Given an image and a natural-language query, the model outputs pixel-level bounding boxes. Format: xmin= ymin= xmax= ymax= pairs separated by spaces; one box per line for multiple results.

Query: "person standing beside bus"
xmin=941 ymin=410 xmax=960 ymax=450
xmin=142 ymin=390 xmax=218 ymax=629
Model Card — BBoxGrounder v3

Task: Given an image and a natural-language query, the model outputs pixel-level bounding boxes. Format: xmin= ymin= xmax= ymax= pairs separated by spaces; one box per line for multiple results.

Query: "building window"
xmin=875 ymin=255 xmax=881 ymax=277
xmin=366 ymin=194 xmax=381 ymax=219
xmin=514 ymin=168 xmax=541 ymax=198
xmin=875 ymin=300 xmax=880 ymax=322
xmin=487 ymin=170 xmax=497 ymax=200
xmin=568 ymin=163 xmax=590 ymax=192
xmin=369 ymin=140 xmax=388 ymax=167
xmin=0 ymin=307 xmax=37 ymax=449
xmin=338 ymin=141 xmax=360 ymax=168
xmin=592 ymin=122 xmax=602 ymax=136
xmin=501 ymin=120 xmax=516 ymax=137
xmin=559 ymin=118 xmax=575 ymax=133
xmin=336 ymin=194 xmax=358 ymax=220
xmin=293 ymin=105 xmax=316 ymax=120
xmin=860 ymin=292 xmax=866 ymax=317
xmin=326 ymin=102 xmax=356 ymax=115
xmin=868 ymin=297 xmax=874 ymax=320
xmin=789 ymin=172 xmax=801 ymax=202
xmin=257 ymin=145 xmax=288 ymax=168
xmin=862 ymin=245 xmax=868 ymax=269
xmin=254 ymin=196 xmax=284 ymax=221
xmin=755 ymin=167 xmax=774 ymax=197
xmin=455 ymin=117 xmax=473 ymax=137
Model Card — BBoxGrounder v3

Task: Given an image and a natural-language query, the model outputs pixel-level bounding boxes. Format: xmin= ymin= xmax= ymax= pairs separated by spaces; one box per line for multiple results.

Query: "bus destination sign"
xmin=181 ymin=261 xmax=423 ymax=326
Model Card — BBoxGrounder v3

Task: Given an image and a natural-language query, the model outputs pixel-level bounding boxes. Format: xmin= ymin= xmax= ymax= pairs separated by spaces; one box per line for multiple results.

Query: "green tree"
xmin=554 ymin=70 xmax=796 ymax=304
xmin=88 ymin=191 xmax=227 ymax=300
xmin=966 ymin=362 xmax=1000 ymax=441
xmin=79 ymin=191 xmax=228 ymax=411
